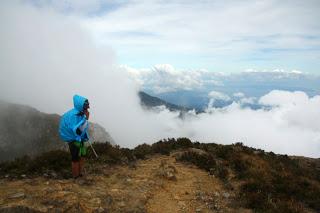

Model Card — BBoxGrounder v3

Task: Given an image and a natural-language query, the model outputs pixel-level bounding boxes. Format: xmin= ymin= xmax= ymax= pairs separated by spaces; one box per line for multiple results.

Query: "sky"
xmin=16 ymin=0 xmax=320 ymax=73
xmin=1 ymin=0 xmax=320 ymax=157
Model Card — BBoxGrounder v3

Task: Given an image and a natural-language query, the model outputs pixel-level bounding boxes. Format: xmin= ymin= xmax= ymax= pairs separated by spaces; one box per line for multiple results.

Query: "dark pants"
xmin=68 ymin=142 xmax=80 ymax=162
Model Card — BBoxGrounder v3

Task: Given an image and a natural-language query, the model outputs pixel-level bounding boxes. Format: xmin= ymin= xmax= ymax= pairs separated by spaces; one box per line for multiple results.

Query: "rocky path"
xmin=0 ymin=153 xmax=240 ymax=212
xmin=143 ymin=155 xmax=228 ymax=213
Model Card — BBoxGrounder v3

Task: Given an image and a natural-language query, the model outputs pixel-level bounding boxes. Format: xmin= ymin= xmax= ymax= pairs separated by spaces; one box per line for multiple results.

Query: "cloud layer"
xmin=80 ymin=0 xmax=320 ymax=72
xmin=23 ymin=0 xmax=320 ymax=73
xmin=1 ymin=1 xmax=320 ymax=158
xmin=123 ymin=64 xmax=320 ymax=98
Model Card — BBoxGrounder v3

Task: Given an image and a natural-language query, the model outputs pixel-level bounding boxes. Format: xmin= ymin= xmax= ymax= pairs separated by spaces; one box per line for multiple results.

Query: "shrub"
xmin=215 ymin=163 xmax=229 ymax=180
xmin=177 ymin=151 xmax=216 ymax=172
xmin=214 ymin=145 xmax=234 ymax=160
xmin=151 ymin=140 xmax=172 ymax=155
xmin=0 ymin=150 xmax=70 ymax=178
xmin=89 ymin=142 xmax=126 ymax=165
xmin=133 ymin=143 xmax=152 ymax=159
xmin=230 ymin=155 xmax=250 ymax=179
xmin=175 ymin=138 xmax=193 ymax=149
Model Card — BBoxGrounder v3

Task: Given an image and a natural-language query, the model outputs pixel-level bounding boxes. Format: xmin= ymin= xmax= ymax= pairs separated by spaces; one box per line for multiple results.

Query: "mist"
xmin=1 ymin=1 xmax=319 ymax=158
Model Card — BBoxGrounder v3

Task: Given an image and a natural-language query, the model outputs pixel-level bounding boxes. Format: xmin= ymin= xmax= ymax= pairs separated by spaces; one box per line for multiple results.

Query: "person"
xmin=59 ymin=94 xmax=90 ymax=179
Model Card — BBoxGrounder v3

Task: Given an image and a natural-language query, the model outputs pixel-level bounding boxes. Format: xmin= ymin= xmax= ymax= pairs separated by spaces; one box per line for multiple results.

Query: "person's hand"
xmin=84 ymin=110 xmax=90 ymax=120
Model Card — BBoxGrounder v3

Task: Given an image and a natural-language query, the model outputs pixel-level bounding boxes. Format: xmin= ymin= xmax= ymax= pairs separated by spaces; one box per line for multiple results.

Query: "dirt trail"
xmin=140 ymin=155 xmax=227 ymax=213
xmin=0 ymin=153 xmax=239 ymax=212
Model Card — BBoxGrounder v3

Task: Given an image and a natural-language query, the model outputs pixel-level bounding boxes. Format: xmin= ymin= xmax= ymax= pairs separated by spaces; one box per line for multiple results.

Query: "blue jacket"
xmin=59 ymin=95 xmax=89 ymax=142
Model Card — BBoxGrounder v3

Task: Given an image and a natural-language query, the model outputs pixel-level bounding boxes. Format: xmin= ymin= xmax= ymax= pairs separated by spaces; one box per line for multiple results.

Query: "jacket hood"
xmin=73 ymin=94 xmax=88 ymax=112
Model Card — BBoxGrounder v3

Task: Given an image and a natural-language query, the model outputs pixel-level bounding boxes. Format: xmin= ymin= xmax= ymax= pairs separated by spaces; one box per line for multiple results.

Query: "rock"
xmin=118 ymin=201 xmax=126 ymax=207
xmin=214 ymin=191 xmax=220 ymax=197
xmin=76 ymin=179 xmax=86 ymax=185
xmin=195 ymin=191 xmax=204 ymax=200
xmin=97 ymin=207 xmax=105 ymax=213
xmin=4 ymin=174 xmax=9 ymax=178
xmin=44 ymin=187 xmax=55 ymax=193
xmin=195 ymin=208 xmax=202 ymax=212
xmin=88 ymin=198 xmax=101 ymax=207
xmin=214 ymin=203 xmax=220 ymax=210
xmin=50 ymin=172 xmax=58 ymax=178
xmin=173 ymin=195 xmax=180 ymax=200
xmin=21 ymin=174 xmax=26 ymax=178
xmin=128 ymin=162 xmax=137 ymax=169
xmin=103 ymin=195 xmax=113 ymax=206
xmin=178 ymin=201 xmax=185 ymax=205
xmin=126 ymin=178 xmax=132 ymax=182
xmin=223 ymin=192 xmax=230 ymax=199
xmin=166 ymin=172 xmax=177 ymax=181
xmin=8 ymin=192 xmax=25 ymax=199
xmin=209 ymin=168 xmax=215 ymax=175
xmin=155 ymin=160 xmax=177 ymax=181
xmin=178 ymin=201 xmax=186 ymax=211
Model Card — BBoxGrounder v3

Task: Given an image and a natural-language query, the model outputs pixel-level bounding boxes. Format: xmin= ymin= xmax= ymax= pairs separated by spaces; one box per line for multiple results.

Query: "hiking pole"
xmin=88 ymin=141 xmax=99 ymax=158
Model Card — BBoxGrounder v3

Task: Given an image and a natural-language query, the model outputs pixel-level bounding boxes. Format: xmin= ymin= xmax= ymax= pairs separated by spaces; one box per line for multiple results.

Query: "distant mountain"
xmin=138 ymin=91 xmax=191 ymax=112
xmin=0 ymin=101 xmax=115 ymax=162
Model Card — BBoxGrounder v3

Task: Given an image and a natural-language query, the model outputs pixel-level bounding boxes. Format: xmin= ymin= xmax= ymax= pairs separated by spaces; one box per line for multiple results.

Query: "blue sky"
xmin=23 ymin=0 xmax=320 ymax=74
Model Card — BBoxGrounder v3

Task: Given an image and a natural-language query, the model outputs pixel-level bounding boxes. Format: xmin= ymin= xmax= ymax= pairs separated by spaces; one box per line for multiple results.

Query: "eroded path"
xmin=0 ymin=153 xmax=239 ymax=212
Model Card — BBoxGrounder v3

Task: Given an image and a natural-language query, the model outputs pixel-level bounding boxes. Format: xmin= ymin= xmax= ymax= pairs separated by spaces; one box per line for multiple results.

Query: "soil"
xmin=0 ymin=153 xmax=251 ymax=213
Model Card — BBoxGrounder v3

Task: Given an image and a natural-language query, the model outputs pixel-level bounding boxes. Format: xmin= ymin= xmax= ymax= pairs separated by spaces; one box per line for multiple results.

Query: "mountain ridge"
xmin=138 ymin=91 xmax=191 ymax=112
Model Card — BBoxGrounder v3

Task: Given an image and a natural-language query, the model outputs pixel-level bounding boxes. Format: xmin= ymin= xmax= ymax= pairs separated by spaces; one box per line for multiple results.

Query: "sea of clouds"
xmin=0 ymin=1 xmax=319 ymax=157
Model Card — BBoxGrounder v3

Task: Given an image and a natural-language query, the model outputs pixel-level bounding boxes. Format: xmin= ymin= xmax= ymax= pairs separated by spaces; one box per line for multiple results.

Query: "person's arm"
xmin=72 ymin=117 xmax=86 ymax=142
xmin=81 ymin=110 xmax=90 ymax=142
xmin=84 ymin=110 xmax=89 ymax=120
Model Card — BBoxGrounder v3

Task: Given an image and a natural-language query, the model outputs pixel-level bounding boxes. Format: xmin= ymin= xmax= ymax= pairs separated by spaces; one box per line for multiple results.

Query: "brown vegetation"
xmin=0 ymin=139 xmax=319 ymax=212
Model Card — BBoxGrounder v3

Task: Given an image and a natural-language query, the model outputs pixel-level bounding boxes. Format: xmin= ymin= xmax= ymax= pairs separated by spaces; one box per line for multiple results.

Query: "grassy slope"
xmin=0 ymin=138 xmax=319 ymax=213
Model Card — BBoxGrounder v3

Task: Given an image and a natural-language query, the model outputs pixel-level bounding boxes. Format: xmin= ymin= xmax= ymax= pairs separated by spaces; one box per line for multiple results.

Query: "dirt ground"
xmin=0 ymin=153 xmax=250 ymax=213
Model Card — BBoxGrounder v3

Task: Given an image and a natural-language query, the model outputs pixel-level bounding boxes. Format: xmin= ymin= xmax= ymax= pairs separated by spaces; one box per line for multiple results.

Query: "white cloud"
xmin=233 ymin=92 xmax=245 ymax=98
xmin=206 ymin=91 xmax=231 ymax=109
xmin=259 ymin=90 xmax=309 ymax=107
xmin=1 ymin=1 xmax=320 ymax=158
xmin=208 ymin=91 xmax=231 ymax=101
xmin=239 ymin=97 xmax=256 ymax=105
xmin=0 ymin=1 xmax=179 ymax=148
xmin=76 ymin=0 xmax=320 ymax=72
xmin=122 ymin=64 xmax=319 ymax=96
xmin=122 ymin=64 xmax=212 ymax=93
xmin=186 ymin=98 xmax=320 ymax=157
xmin=24 ymin=0 xmax=106 ymax=15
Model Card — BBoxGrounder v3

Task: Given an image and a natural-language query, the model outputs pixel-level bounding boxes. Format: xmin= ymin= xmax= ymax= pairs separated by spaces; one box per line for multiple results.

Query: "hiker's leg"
xmin=69 ymin=142 xmax=80 ymax=178
xmin=72 ymin=161 xmax=80 ymax=178
xmin=79 ymin=157 xmax=85 ymax=176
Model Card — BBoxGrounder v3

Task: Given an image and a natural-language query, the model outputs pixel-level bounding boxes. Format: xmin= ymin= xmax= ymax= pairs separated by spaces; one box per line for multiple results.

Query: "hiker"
xmin=59 ymin=94 xmax=90 ymax=179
